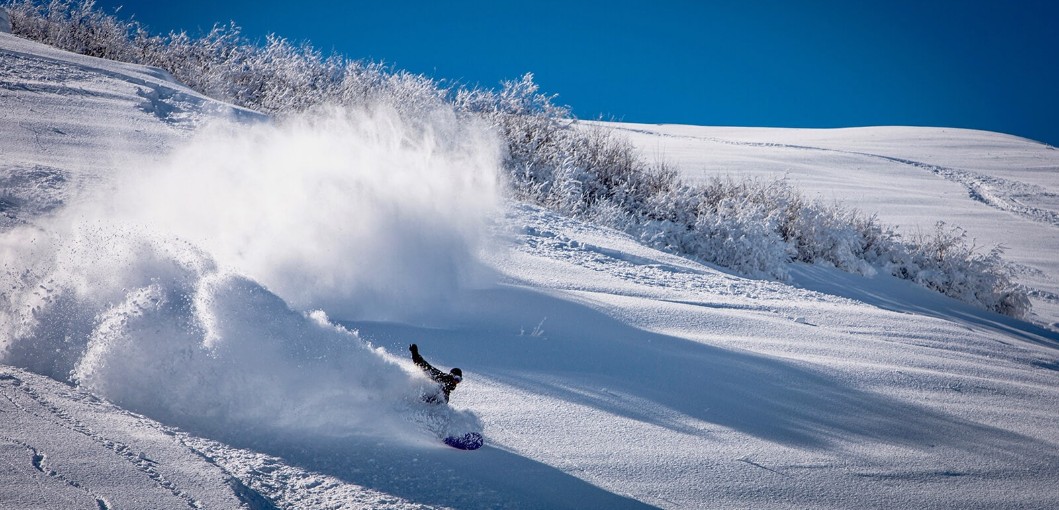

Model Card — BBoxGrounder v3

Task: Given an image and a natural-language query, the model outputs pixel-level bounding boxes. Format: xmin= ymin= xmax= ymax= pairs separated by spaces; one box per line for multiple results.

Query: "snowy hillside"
xmin=604 ymin=122 xmax=1059 ymax=329
xmin=3 ymin=31 xmax=1059 ymax=510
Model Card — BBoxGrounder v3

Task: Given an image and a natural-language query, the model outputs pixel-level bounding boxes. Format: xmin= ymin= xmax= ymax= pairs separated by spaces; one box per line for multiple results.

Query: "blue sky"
xmin=93 ymin=0 xmax=1059 ymax=145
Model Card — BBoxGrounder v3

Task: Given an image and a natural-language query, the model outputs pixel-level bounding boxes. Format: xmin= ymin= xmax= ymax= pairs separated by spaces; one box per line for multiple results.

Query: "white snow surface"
xmin=599 ymin=121 xmax=1059 ymax=329
xmin=2 ymin=32 xmax=1059 ymax=509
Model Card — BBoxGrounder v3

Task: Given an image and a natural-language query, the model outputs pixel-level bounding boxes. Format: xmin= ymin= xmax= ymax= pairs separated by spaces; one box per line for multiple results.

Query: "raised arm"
xmin=410 ymin=344 xmax=444 ymax=381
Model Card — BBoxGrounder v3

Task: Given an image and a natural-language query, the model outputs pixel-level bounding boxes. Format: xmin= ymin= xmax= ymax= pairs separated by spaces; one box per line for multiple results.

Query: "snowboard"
xmin=443 ymin=431 xmax=484 ymax=450
xmin=403 ymin=392 xmax=484 ymax=451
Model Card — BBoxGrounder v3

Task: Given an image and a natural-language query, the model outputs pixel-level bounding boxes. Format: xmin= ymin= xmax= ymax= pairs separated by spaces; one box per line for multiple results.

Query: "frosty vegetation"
xmin=1 ymin=0 xmax=1030 ymax=317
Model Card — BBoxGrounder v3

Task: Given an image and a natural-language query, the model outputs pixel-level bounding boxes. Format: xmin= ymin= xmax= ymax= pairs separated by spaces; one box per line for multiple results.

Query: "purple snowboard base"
xmin=443 ymin=432 xmax=484 ymax=450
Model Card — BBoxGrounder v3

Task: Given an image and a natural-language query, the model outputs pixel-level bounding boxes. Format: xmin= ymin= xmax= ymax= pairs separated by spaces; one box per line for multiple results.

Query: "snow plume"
xmin=109 ymin=105 xmax=502 ymax=320
xmin=0 ymin=104 xmax=497 ymax=441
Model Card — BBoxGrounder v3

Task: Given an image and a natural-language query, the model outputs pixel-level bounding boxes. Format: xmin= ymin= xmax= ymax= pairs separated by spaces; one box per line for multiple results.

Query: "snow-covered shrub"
xmin=886 ymin=223 xmax=1029 ymax=316
xmin=4 ymin=0 xmax=447 ymax=119
xmin=454 ymin=74 xmax=571 ymax=188
xmin=5 ymin=0 xmax=136 ymax=60
xmin=784 ymin=200 xmax=878 ymax=275
xmin=1 ymin=0 xmax=1030 ymax=318
xmin=475 ymin=81 xmax=1028 ymax=316
xmin=138 ymin=23 xmax=249 ymax=105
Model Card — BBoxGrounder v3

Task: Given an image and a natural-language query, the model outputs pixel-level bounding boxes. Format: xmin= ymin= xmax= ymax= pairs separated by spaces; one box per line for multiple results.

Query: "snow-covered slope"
xmin=602 ymin=122 xmax=1059 ymax=329
xmin=3 ymin=32 xmax=1059 ymax=509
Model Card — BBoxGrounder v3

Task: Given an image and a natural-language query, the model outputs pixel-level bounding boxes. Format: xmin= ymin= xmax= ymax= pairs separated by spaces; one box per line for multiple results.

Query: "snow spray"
xmin=107 ymin=104 xmax=502 ymax=320
xmin=0 ymin=104 xmax=499 ymax=441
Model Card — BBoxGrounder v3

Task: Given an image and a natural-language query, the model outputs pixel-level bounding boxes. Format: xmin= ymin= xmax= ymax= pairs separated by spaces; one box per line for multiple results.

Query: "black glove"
xmin=409 ymin=343 xmax=418 ymax=354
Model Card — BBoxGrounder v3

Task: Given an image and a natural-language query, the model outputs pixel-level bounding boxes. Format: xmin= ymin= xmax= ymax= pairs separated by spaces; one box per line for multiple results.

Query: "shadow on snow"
xmin=348 ymin=284 xmax=1056 ymax=459
xmin=789 ymin=263 xmax=1059 ymax=350
xmin=172 ymin=278 xmax=1055 ymax=509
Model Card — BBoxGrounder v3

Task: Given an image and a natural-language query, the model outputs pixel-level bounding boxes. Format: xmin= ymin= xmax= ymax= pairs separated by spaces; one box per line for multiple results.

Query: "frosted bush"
xmin=891 ymin=223 xmax=1029 ymax=316
xmin=4 ymin=0 xmax=132 ymax=59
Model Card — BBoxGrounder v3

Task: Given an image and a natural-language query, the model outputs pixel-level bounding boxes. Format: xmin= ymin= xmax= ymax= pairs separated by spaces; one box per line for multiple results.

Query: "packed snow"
xmin=2 ymin=31 xmax=1059 ymax=509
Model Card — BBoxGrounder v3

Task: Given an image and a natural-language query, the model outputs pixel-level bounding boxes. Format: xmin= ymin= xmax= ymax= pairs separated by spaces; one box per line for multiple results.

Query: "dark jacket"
xmin=410 ymin=344 xmax=461 ymax=403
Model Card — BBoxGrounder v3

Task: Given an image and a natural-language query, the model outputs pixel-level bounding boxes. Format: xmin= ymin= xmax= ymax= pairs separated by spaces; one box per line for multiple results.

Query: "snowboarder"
xmin=409 ymin=343 xmax=462 ymax=404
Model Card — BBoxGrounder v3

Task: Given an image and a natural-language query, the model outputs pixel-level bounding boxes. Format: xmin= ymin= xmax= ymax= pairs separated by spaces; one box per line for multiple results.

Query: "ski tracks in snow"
xmin=0 ymin=369 xmax=253 ymax=509
xmin=609 ymin=124 xmax=1059 ymax=230
xmin=0 ymin=368 xmax=445 ymax=510
xmin=767 ymin=141 xmax=1059 ymax=229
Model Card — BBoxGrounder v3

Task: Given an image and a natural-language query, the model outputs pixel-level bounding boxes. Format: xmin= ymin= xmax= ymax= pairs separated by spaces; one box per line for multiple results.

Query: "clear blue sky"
xmin=93 ymin=0 xmax=1059 ymax=145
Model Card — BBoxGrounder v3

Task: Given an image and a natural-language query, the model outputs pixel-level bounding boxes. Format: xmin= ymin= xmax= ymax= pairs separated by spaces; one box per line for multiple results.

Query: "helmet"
xmin=450 ymin=368 xmax=463 ymax=381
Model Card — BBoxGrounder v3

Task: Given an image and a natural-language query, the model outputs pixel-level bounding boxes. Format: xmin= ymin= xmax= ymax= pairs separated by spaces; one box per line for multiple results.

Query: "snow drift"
xmin=0 ymin=104 xmax=499 ymax=442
